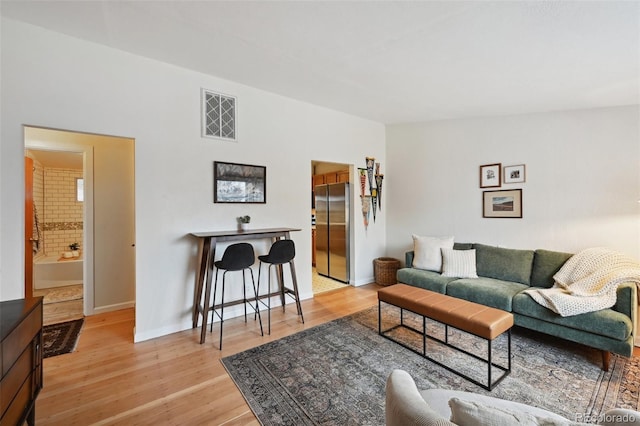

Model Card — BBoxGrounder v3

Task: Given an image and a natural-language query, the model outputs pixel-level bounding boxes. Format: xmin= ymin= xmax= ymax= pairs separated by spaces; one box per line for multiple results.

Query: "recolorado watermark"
xmin=575 ymin=413 xmax=637 ymax=424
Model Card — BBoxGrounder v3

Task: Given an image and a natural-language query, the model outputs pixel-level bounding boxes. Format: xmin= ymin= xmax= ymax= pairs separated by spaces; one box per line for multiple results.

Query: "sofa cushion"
xmin=404 ymin=244 xmax=474 ymax=268
xmin=441 ymin=248 xmax=478 ymax=279
xmin=512 ymin=292 xmax=633 ymax=340
xmin=475 ymin=243 xmax=534 ymax=285
xmin=530 ymin=249 xmax=573 ymax=288
xmin=445 ymin=277 xmax=528 ymax=311
xmin=396 ymin=268 xmax=457 ymax=294
xmin=412 ymin=235 xmax=455 ymax=272
xmin=453 ymin=242 xmax=474 ymax=250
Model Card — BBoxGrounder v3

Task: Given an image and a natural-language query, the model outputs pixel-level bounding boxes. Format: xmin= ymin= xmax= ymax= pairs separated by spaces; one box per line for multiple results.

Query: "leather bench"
xmin=378 ymin=283 xmax=514 ymax=390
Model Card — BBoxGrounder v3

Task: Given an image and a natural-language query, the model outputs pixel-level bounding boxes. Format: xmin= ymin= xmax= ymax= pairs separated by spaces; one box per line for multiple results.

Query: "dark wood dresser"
xmin=1 ymin=297 xmax=43 ymax=425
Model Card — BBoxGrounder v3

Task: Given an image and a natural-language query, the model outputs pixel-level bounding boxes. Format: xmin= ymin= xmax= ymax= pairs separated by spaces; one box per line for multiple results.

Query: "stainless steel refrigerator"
xmin=315 ymin=182 xmax=350 ymax=283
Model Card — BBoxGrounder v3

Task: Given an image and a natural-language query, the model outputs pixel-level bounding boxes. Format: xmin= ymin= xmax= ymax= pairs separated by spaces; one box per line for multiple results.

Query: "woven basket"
xmin=373 ymin=257 xmax=401 ymax=286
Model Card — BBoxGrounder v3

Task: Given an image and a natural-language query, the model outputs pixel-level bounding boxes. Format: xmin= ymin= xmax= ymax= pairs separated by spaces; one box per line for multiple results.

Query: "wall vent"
xmin=201 ymin=88 xmax=236 ymax=141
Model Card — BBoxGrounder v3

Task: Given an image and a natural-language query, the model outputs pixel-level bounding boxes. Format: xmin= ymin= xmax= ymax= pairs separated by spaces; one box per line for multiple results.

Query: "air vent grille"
xmin=202 ymin=89 xmax=236 ymax=141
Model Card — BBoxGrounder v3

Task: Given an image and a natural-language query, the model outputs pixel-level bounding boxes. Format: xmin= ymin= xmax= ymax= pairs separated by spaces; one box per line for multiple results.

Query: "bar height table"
xmin=190 ymin=227 xmax=301 ymax=344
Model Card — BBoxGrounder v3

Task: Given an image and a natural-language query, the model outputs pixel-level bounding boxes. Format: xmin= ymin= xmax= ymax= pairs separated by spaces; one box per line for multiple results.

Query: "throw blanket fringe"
xmin=524 ymin=247 xmax=640 ymax=317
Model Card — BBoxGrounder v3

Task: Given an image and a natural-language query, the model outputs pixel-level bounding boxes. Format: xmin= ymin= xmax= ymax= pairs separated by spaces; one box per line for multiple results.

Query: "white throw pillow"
xmin=412 ymin=235 xmax=454 ymax=272
xmin=441 ymin=248 xmax=479 ymax=278
xmin=448 ymin=397 xmax=582 ymax=426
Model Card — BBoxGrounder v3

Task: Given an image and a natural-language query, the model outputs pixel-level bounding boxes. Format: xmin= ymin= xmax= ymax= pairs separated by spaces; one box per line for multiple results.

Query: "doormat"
xmin=43 ymin=318 xmax=84 ymax=358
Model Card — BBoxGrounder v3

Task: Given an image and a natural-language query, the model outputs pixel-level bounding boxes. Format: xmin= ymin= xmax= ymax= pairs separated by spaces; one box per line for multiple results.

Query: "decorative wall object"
xmin=504 ymin=164 xmax=526 ymax=184
xmin=359 ymin=157 xmax=384 ymax=228
xmin=479 ymin=163 xmax=502 ymax=188
xmin=361 ymin=195 xmax=371 ymax=229
xmin=371 ymin=187 xmax=378 ymax=222
xmin=214 ymin=161 xmax=266 ymax=203
xmin=483 ymin=189 xmax=522 ymax=218
xmin=375 ymin=174 xmax=384 ymax=210
xmin=358 ymin=168 xmax=367 ymax=197
xmin=366 ymin=157 xmax=375 ymax=191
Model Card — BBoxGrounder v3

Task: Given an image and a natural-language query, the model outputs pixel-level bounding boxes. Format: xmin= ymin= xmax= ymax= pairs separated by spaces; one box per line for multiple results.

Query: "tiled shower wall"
xmin=41 ymin=167 xmax=83 ymax=256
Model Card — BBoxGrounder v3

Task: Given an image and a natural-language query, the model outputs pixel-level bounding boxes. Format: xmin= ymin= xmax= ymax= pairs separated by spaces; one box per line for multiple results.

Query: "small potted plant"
xmin=69 ymin=242 xmax=80 ymax=257
xmin=237 ymin=215 xmax=251 ymax=231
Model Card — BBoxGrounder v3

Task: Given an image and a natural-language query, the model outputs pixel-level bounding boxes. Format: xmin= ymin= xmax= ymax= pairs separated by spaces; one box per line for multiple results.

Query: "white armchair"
xmin=385 ymin=369 xmax=640 ymax=426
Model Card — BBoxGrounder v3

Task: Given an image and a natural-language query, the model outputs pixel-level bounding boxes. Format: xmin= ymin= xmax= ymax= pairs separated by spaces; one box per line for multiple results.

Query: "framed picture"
xmin=504 ymin=164 xmax=526 ymax=184
xmin=483 ymin=189 xmax=522 ymax=218
xmin=214 ymin=161 xmax=266 ymax=203
xmin=479 ymin=163 xmax=501 ymax=188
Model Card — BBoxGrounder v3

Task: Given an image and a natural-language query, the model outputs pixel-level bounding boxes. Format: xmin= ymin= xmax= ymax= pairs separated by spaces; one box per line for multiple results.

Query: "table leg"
xmin=192 ymin=237 xmax=210 ymax=328
xmin=199 ymin=238 xmax=217 ymax=344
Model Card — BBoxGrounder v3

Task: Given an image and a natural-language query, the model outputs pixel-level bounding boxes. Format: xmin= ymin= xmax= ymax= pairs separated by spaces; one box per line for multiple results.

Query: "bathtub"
xmin=33 ymin=254 xmax=83 ymax=289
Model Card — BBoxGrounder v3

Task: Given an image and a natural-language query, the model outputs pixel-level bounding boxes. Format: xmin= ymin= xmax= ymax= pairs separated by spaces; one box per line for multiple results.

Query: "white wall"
xmin=1 ymin=19 xmax=387 ymax=341
xmin=386 ymin=106 xmax=640 ymax=263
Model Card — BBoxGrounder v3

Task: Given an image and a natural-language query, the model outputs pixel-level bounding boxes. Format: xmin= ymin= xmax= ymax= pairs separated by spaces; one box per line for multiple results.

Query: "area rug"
xmin=222 ymin=305 xmax=640 ymax=425
xmin=43 ymin=318 xmax=84 ymax=358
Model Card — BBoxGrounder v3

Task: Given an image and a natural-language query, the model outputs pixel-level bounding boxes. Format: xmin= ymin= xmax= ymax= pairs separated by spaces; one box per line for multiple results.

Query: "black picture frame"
xmin=214 ymin=161 xmax=266 ymax=203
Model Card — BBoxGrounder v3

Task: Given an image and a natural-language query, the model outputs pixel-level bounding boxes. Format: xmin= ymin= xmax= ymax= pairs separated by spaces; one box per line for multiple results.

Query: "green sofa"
xmin=396 ymin=243 xmax=637 ymax=370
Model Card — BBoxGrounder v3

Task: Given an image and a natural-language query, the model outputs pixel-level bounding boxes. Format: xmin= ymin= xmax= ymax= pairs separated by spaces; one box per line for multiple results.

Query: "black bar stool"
xmin=256 ymin=239 xmax=304 ymax=334
xmin=211 ymin=242 xmax=263 ymax=349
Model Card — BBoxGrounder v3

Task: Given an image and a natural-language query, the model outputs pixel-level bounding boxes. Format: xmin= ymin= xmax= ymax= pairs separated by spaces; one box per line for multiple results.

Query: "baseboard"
xmin=353 ymin=276 xmax=375 ymax=286
xmin=134 ymin=296 xmax=302 ymax=343
xmin=93 ymin=300 xmax=135 ymax=315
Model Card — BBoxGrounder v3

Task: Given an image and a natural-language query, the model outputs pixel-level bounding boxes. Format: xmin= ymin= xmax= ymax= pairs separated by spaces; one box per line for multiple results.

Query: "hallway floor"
xmin=33 ymin=284 xmax=84 ymax=325
xmin=312 ymin=268 xmax=349 ymax=294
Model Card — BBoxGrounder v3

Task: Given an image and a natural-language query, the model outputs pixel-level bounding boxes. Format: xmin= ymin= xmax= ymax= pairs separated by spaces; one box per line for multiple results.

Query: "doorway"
xmin=26 ymin=148 xmax=85 ymax=324
xmin=24 ymin=126 xmax=136 ymax=325
xmin=311 ymin=160 xmax=351 ymax=295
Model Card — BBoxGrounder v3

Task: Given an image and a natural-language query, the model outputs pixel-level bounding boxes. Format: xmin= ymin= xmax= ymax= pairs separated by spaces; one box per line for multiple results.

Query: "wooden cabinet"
xmin=312 ymin=174 xmax=325 ymax=188
xmin=337 ymin=170 xmax=350 ymax=183
xmin=1 ymin=297 xmax=43 ymax=426
xmin=313 ymin=170 xmax=349 ymax=189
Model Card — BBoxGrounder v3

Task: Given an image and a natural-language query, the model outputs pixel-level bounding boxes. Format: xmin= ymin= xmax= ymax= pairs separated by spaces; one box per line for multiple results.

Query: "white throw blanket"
xmin=524 ymin=247 xmax=640 ymax=317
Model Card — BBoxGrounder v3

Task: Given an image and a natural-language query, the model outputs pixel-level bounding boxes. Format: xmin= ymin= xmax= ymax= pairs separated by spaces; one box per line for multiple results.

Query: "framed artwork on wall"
xmin=214 ymin=161 xmax=266 ymax=203
xmin=479 ymin=163 xmax=501 ymax=188
xmin=504 ymin=164 xmax=526 ymax=184
xmin=483 ymin=189 xmax=522 ymax=218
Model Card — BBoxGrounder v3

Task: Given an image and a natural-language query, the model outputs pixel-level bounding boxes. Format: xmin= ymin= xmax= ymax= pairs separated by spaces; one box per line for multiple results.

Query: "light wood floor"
xmin=37 ymin=283 xmax=381 ymax=425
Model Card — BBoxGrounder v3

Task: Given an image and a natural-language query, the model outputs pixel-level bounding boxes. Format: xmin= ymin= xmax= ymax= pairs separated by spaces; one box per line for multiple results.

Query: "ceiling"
xmin=27 ymin=149 xmax=83 ymax=170
xmin=2 ymin=1 xmax=639 ymax=124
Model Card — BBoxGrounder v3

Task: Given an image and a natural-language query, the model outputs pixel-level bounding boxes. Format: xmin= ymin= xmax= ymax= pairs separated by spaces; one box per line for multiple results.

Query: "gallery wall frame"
xmin=214 ymin=161 xmax=266 ymax=203
xmin=483 ymin=189 xmax=522 ymax=218
xmin=479 ymin=163 xmax=502 ymax=188
xmin=504 ymin=164 xmax=526 ymax=184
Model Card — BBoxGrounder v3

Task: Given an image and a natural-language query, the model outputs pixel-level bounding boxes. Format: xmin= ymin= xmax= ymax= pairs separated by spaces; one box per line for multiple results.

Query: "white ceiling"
xmin=27 ymin=149 xmax=83 ymax=170
xmin=2 ymin=1 xmax=639 ymax=124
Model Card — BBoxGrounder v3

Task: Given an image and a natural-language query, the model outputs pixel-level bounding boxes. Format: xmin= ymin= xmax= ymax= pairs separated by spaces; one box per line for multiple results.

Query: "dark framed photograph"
xmin=504 ymin=164 xmax=526 ymax=184
xmin=214 ymin=161 xmax=266 ymax=203
xmin=479 ymin=163 xmax=501 ymax=188
xmin=483 ymin=189 xmax=522 ymax=218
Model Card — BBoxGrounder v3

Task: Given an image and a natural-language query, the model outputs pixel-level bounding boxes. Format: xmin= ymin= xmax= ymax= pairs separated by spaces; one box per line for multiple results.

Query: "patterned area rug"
xmin=222 ymin=305 xmax=640 ymax=425
xmin=43 ymin=318 xmax=84 ymax=358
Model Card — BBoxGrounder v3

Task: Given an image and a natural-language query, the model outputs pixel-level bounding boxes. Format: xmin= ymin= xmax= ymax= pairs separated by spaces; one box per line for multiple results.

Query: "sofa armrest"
xmin=613 ymin=282 xmax=637 ymax=324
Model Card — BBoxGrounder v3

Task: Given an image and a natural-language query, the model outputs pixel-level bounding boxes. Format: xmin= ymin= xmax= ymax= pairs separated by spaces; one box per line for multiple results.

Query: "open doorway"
xmin=311 ymin=160 xmax=351 ymax=295
xmin=26 ymin=148 xmax=85 ymax=324
xmin=24 ymin=126 xmax=136 ymax=326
